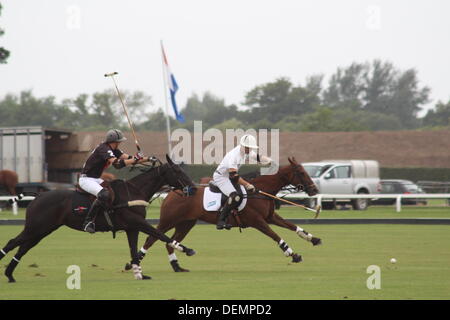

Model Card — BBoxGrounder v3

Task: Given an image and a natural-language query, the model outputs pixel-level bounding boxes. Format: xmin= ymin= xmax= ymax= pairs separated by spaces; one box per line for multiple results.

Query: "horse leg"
xmin=269 ymin=212 xmax=322 ymax=246
xmin=0 ymin=230 xmax=35 ymax=261
xmin=128 ymin=214 xmax=196 ymax=256
xmin=125 ymin=230 xmax=151 ymax=280
xmin=4 ymin=229 xmax=56 ymax=283
xmin=251 ymin=216 xmax=302 ymax=263
xmin=124 ymin=220 xmax=176 ymax=271
xmin=166 ymin=219 xmax=197 ymax=272
xmin=0 ymin=231 xmax=27 ymax=260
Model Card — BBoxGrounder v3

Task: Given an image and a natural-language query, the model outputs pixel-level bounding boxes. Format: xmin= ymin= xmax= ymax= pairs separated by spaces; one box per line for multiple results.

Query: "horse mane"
xmin=247 ymin=165 xmax=292 ymax=194
xmin=127 ymin=163 xmax=167 ymax=185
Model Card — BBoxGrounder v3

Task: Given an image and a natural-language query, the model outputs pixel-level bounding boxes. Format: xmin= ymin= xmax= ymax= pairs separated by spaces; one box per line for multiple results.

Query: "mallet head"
xmin=104 ymin=72 xmax=118 ymax=77
xmin=314 ymin=205 xmax=321 ymax=219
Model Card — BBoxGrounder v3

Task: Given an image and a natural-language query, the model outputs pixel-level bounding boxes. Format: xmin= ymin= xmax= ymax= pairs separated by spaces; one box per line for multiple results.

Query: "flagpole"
xmin=160 ymin=40 xmax=172 ymax=156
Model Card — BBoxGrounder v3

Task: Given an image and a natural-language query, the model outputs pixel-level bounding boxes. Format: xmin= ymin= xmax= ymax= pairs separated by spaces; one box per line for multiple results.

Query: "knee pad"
xmin=97 ymin=188 xmax=110 ymax=203
xmin=227 ymin=192 xmax=241 ymax=206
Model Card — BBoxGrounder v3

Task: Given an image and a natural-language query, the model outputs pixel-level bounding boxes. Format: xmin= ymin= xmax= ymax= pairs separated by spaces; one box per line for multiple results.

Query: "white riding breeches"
xmin=212 ymin=172 xmax=237 ymax=197
xmin=79 ymin=176 xmax=104 ymax=197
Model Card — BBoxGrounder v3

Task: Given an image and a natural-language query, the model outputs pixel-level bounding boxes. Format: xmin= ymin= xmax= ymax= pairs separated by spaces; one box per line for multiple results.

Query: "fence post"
xmin=396 ymin=195 xmax=402 ymax=213
xmin=13 ymin=201 xmax=18 ymax=216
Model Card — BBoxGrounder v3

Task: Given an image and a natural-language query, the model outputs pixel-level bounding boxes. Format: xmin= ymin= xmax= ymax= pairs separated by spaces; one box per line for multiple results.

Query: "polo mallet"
xmin=104 ymin=72 xmax=142 ymax=153
xmin=258 ymin=190 xmax=321 ymax=219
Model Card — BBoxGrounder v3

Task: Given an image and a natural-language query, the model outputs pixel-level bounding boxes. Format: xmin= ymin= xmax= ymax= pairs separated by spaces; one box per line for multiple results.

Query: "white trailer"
xmin=0 ymin=126 xmax=74 ymax=196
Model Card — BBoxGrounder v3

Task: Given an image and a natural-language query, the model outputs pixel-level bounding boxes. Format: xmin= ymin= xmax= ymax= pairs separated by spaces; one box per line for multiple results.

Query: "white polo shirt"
xmin=214 ymin=146 xmax=258 ymax=177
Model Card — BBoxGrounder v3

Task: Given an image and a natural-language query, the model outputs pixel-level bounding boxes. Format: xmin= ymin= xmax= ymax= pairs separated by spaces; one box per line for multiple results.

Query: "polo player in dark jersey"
xmin=79 ymin=129 xmax=152 ymax=233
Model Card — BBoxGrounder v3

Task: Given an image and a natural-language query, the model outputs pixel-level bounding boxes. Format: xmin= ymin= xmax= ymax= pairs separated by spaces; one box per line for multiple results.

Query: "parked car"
xmin=300 ymin=160 xmax=380 ymax=210
xmin=372 ymin=180 xmax=427 ymax=205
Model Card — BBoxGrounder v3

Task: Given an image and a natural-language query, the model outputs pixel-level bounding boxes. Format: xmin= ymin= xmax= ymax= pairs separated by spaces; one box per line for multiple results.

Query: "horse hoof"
xmin=291 ymin=254 xmax=302 ymax=263
xmin=185 ymin=249 xmax=196 ymax=257
xmin=142 ymin=274 xmax=152 ymax=280
xmin=7 ymin=276 xmax=16 ymax=283
xmin=171 ymin=260 xmax=190 ymax=272
xmin=124 ymin=263 xmax=132 ymax=271
xmin=311 ymin=237 xmax=322 ymax=246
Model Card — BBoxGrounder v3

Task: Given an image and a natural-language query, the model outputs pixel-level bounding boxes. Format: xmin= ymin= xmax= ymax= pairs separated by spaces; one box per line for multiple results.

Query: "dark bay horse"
xmin=0 ymin=155 xmax=197 ymax=282
xmin=126 ymin=157 xmax=321 ymax=272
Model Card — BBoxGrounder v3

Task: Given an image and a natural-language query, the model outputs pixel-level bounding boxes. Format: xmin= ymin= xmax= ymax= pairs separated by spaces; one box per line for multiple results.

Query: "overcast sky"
xmin=1 ymin=0 xmax=449 ymax=117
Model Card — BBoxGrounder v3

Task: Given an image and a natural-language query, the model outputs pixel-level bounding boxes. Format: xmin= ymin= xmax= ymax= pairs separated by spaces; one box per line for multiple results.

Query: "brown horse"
xmin=0 ymin=170 xmax=18 ymax=196
xmin=198 ymin=176 xmax=212 ymax=185
xmin=126 ymin=157 xmax=321 ymax=272
xmin=0 ymin=170 xmax=18 ymax=210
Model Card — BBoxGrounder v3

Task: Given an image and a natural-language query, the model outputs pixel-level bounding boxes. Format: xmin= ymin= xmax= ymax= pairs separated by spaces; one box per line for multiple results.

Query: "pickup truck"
xmin=302 ymin=160 xmax=381 ymax=210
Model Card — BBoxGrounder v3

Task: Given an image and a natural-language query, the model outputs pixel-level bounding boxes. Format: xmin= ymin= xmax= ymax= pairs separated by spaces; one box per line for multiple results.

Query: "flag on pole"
xmin=161 ymin=44 xmax=185 ymax=123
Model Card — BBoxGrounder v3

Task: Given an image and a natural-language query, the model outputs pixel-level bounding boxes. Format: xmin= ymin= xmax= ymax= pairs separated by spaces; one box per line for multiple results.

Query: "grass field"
xmin=0 ymin=203 xmax=449 ymax=299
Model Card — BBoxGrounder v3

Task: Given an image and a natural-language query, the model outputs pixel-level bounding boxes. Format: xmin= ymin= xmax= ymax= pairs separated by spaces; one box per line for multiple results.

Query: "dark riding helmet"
xmin=105 ymin=129 xmax=127 ymax=143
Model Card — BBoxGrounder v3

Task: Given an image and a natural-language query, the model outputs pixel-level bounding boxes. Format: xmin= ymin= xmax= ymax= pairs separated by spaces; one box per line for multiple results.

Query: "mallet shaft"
xmin=258 ymin=190 xmax=321 ymax=218
xmin=104 ymin=72 xmax=141 ymax=152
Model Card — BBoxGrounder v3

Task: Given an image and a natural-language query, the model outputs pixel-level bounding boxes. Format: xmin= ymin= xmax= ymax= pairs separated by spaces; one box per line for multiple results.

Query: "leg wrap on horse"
xmin=278 ymin=239 xmax=293 ymax=257
xmin=296 ymin=226 xmax=313 ymax=241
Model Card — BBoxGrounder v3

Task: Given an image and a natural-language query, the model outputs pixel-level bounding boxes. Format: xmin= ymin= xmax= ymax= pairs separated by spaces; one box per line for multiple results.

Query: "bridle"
xmin=282 ymin=164 xmax=316 ymax=194
xmin=139 ymin=160 xmax=195 ymax=197
xmin=165 ymin=163 xmax=196 ymax=196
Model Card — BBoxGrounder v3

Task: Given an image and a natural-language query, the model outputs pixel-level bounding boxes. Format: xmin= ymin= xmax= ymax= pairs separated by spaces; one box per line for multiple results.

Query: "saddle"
xmin=205 ymin=181 xmax=248 ymax=231
xmin=208 ymin=181 xmax=244 ymax=206
xmin=203 ymin=181 xmax=247 ymax=213
xmin=75 ymin=181 xmax=115 ymax=204
xmin=73 ymin=180 xmax=119 ymax=235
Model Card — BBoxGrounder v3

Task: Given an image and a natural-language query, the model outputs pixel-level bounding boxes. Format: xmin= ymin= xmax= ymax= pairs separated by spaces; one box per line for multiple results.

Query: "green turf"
xmin=0 ymin=223 xmax=449 ymax=300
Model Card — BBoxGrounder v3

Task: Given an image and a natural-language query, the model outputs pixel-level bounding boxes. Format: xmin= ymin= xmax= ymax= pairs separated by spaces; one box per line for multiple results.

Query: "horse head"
xmin=285 ymin=157 xmax=319 ymax=197
xmin=163 ymin=154 xmax=197 ymax=196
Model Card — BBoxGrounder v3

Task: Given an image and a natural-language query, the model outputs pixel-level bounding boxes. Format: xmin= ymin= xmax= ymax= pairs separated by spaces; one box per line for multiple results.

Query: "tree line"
xmin=0 ymin=59 xmax=448 ymax=132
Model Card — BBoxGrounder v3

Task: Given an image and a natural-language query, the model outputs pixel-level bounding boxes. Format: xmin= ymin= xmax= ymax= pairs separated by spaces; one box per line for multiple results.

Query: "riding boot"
xmin=216 ymin=204 xmax=233 ymax=230
xmin=82 ymin=200 xmax=102 ymax=233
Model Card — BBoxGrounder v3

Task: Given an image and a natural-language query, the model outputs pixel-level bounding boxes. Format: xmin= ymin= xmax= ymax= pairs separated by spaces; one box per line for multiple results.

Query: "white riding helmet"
xmin=240 ymin=134 xmax=259 ymax=149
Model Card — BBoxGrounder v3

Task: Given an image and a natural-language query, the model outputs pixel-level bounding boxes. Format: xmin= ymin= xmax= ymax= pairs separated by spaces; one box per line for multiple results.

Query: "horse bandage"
xmin=278 ymin=239 xmax=293 ymax=257
xmin=296 ymin=226 xmax=313 ymax=241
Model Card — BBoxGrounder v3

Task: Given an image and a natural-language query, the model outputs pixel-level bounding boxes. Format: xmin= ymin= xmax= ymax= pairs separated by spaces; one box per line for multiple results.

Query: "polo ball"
xmin=390 ymin=258 xmax=397 ymax=264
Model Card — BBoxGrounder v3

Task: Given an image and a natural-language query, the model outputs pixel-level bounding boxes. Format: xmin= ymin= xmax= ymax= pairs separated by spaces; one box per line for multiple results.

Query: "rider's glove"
xmin=133 ymin=152 xmax=144 ymax=161
xmin=245 ymin=183 xmax=257 ymax=193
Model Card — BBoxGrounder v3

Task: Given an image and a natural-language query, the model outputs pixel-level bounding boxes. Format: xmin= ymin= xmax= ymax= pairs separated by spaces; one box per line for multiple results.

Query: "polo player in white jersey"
xmin=212 ymin=134 xmax=272 ymax=230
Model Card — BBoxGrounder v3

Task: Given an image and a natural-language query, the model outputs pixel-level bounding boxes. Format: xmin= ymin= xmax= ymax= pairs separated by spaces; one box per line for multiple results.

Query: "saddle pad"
xmin=203 ymin=185 xmax=247 ymax=212
xmin=72 ymin=191 xmax=94 ymax=215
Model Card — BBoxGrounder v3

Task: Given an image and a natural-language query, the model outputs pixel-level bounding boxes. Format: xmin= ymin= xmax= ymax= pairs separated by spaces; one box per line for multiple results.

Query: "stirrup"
xmin=216 ymin=215 xmax=232 ymax=230
xmin=216 ymin=223 xmax=232 ymax=230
